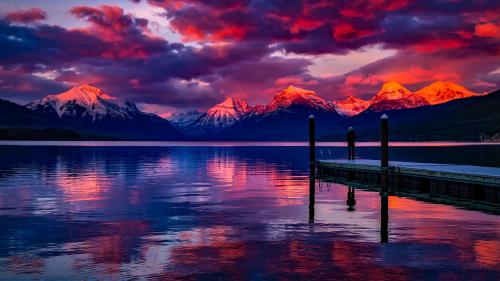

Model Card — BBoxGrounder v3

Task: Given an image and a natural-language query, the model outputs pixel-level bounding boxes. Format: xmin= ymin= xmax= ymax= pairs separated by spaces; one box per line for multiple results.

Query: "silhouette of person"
xmin=346 ymin=185 xmax=356 ymax=211
xmin=347 ymin=127 xmax=356 ymax=160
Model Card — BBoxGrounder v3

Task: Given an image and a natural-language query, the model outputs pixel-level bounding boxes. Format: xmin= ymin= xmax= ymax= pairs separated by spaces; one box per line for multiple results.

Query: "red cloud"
xmin=413 ymin=38 xmax=469 ymax=53
xmin=177 ymin=25 xmax=205 ymax=41
xmin=339 ymin=9 xmax=369 ymax=19
xmin=339 ymin=0 xmax=409 ymax=19
xmin=166 ymin=1 xmax=252 ymax=43
xmin=475 ymin=22 xmax=500 ymax=39
xmin=385 ymin=0 xmax=410 ymax=11
xmin=70 ymin=5 xmax=138 ymax=41
xmin=212 ymin=26 xmax=248 ymax=41
xmin=333 ymin=22 xmax=377 ymax=41
xmin=177 ymin=24 xmax=248 ymax=42
xmin=291 ymin=18 xmax=325 ymax=34
xmin=5 ymin=8 xmax=47 ymax=24
xmin=68 ymin=5 xmax=164 ymax=59
xmin=149 ymin=0 xmax=499 ymax=57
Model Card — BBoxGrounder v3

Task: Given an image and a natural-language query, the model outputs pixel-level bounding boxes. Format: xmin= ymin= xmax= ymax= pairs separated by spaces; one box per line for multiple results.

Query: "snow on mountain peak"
xmin=168 ymin=110 xmax=203 ymax=128
xmin=34 ymin=84 xmax=114 ymax=109
xmin=415 ymin=81 xmax=476 ymax=105
xmin=26 ymin=84 xmax=138 ymax=121
xmin=55 ymin=84 xmax=114 ymax=104
xmin=282 ymin=85 xmax=316 ymax=96
xmin=207 ymin=97 xmax=249 ymax=116
xmin=191 ymin=96 xmax=251 ymax=128
xmin=268 ymin=85 xmax=333 ymax=111
xmin=333 ymin=96 xmax=370 ymax=116
xmin=367 ymin=81 xmax=429 ymax=112
xmin=372 ymin=81 xmax=413 ymax=102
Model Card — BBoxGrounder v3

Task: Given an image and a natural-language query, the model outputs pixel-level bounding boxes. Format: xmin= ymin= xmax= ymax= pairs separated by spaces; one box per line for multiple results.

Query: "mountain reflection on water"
xmin=0 ymin=145 xmax=498 ymax=280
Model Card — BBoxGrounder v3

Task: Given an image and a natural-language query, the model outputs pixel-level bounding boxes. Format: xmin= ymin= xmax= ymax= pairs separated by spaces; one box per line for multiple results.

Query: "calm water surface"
xmin=0 ymin=143 xmax=499 ymax=280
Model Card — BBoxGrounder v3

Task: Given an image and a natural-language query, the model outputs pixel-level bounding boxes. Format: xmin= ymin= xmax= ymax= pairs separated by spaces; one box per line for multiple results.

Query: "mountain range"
xmin=169 ymin=81 xmax=486 ymax=138
xmin=1 ymin=84 xmax=179 ymax=140
xmin=0 ymin=81 xmax=497 ymax=141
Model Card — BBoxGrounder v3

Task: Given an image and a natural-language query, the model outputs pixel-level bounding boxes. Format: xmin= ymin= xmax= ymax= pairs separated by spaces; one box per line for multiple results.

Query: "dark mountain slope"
xmin=0 ymin=98 xmax=72 ymax=128
xmin=221 ymin=105 xmax=346 ymax=141
xmin=0 ymin=98 xmax=181 ymax=140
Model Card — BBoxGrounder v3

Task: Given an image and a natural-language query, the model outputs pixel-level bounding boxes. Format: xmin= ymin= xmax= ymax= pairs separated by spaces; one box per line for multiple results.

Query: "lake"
xmin=0 ymin=143 xmax=499 ymax=280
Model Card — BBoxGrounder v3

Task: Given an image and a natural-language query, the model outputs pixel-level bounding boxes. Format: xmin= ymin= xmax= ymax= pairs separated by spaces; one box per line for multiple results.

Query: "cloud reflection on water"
xmin=0 ymin=146 xmax=498 ymax=280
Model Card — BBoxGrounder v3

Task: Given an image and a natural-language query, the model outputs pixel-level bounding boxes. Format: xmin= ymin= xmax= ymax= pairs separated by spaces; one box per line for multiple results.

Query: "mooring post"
xmin=380 ymin=114 xmax=389 ymax=193
xmin=380 ymin=114 xmax=390 ymax=241
xmin=309 ymin=114 xmax=316 ymax=221
xmin=381 ymin=114 xmax=389 ymax=168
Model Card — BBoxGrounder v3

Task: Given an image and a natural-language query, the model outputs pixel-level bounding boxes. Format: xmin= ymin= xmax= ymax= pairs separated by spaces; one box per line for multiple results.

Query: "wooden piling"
xmin=380 ymin=114 xmax=389 ymax=192
xmin=381 ymin=114 xmax=389 ymax=168
xmin=309 ymin=115 xmax=315 ymax=221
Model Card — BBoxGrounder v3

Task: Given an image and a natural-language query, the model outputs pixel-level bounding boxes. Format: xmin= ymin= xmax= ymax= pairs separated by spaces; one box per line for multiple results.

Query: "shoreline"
xmin=1 ymin=140 xmax=500 ymax=147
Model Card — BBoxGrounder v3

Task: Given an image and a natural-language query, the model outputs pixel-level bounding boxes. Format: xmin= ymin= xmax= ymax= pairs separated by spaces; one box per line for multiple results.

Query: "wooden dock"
xmin=307 ymin=114 xmax=499 ymax=214
xmin=317 ymin=159 xmax=500 ymax=205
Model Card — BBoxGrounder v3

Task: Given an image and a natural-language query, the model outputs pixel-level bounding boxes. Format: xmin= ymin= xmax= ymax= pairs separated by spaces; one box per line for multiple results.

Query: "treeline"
xmin=0 ymin=128 xmax=82 ymax=140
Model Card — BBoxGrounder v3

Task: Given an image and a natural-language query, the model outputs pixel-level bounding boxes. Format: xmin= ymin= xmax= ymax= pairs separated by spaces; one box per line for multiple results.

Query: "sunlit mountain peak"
xmin=54 ymin=84 xmax=115 ymax=104
xmin=333 ymin=96 xmax=370 ymax=116
xmin=268 ymin=85 xmax=334 ymax=112
xmin=373 ymin=81 xmax=413 ymax=102
xmin=26 ymin=84 xmax=137 ymax=121
xmin=208 ymin=96 xmax=250 ymax=116
xmin=415 ymin=81 xmax=476 ymax=105
xmin=367 ymin=81 xmax=429 ymax=112
xmin=189 ymin=96 xmax=252 ymax=129
xmin=281 ymin=85 xmax=317 ymax=97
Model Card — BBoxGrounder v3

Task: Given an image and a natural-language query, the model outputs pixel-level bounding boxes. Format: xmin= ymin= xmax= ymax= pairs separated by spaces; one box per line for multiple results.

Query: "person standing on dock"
xmin=347 ymin=127 xmax=356 ymax=160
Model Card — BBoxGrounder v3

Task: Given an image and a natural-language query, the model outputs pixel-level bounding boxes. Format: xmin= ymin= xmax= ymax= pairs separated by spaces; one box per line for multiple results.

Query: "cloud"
xmin=0 ymin=67 xmax=66 ymax=103
xmin=146 ymin=0 xmax=500 ymax=56
xmin=4 ymin=8 xmax=47 ymax=24
xmin=339 ymin=51 xmax=500 ymax=97
xmin=475 ymin=22 xmax=500 ymax=39
xmin=0 ymin=1 xmax=499 ymax=112
xmin=332 ymin=22 xmax=378 ymax=42
xmin=0 ymin=5 xmax=279 ymax=109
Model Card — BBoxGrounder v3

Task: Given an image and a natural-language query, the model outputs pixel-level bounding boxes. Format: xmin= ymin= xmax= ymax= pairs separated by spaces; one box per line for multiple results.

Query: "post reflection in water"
xmin=0 ymin=145 xmax=499 ymax=280
xmin=380 ymin=192 xmax=389 ymax=243
xmin=308 ymin=177 xmax=315 ymax=223
xmin=346 ymin=185 xmax=356 ymax=211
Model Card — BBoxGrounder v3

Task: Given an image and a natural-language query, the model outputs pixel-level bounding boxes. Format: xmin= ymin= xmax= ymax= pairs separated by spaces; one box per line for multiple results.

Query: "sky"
xmin=0 ymin=0 xmax=499 ymax=115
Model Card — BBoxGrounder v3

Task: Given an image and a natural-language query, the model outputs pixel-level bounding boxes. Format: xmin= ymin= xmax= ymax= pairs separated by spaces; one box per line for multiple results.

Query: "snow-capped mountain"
xmin=366 ymin=81 xmax=429 ymax=112
xmin=2 ymin=81 xmax=489 ymax=140
xmin=332 ymin=96 xmax=370 ymax=117
xmin=226 ymin=85 xmax=344 ymax=140
xmin=192 ymin=97 xmax=251 ymax=128
xmin=262 ymin=85 xmax=335 ymax=114
xmin=166 ymin=81 xmax=482 ymax=139
xmin=27 ymin=84 xmax=142 ymax=121
xmin=174 ymin=97 xmax=253 ymax=136
xmin=415 ymin=81 xmax=476 ymax=105
xmin=26 ymin=84 xmax=179 ymax=140
xmin=168 ymin=110 xmax=203 ymax=128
